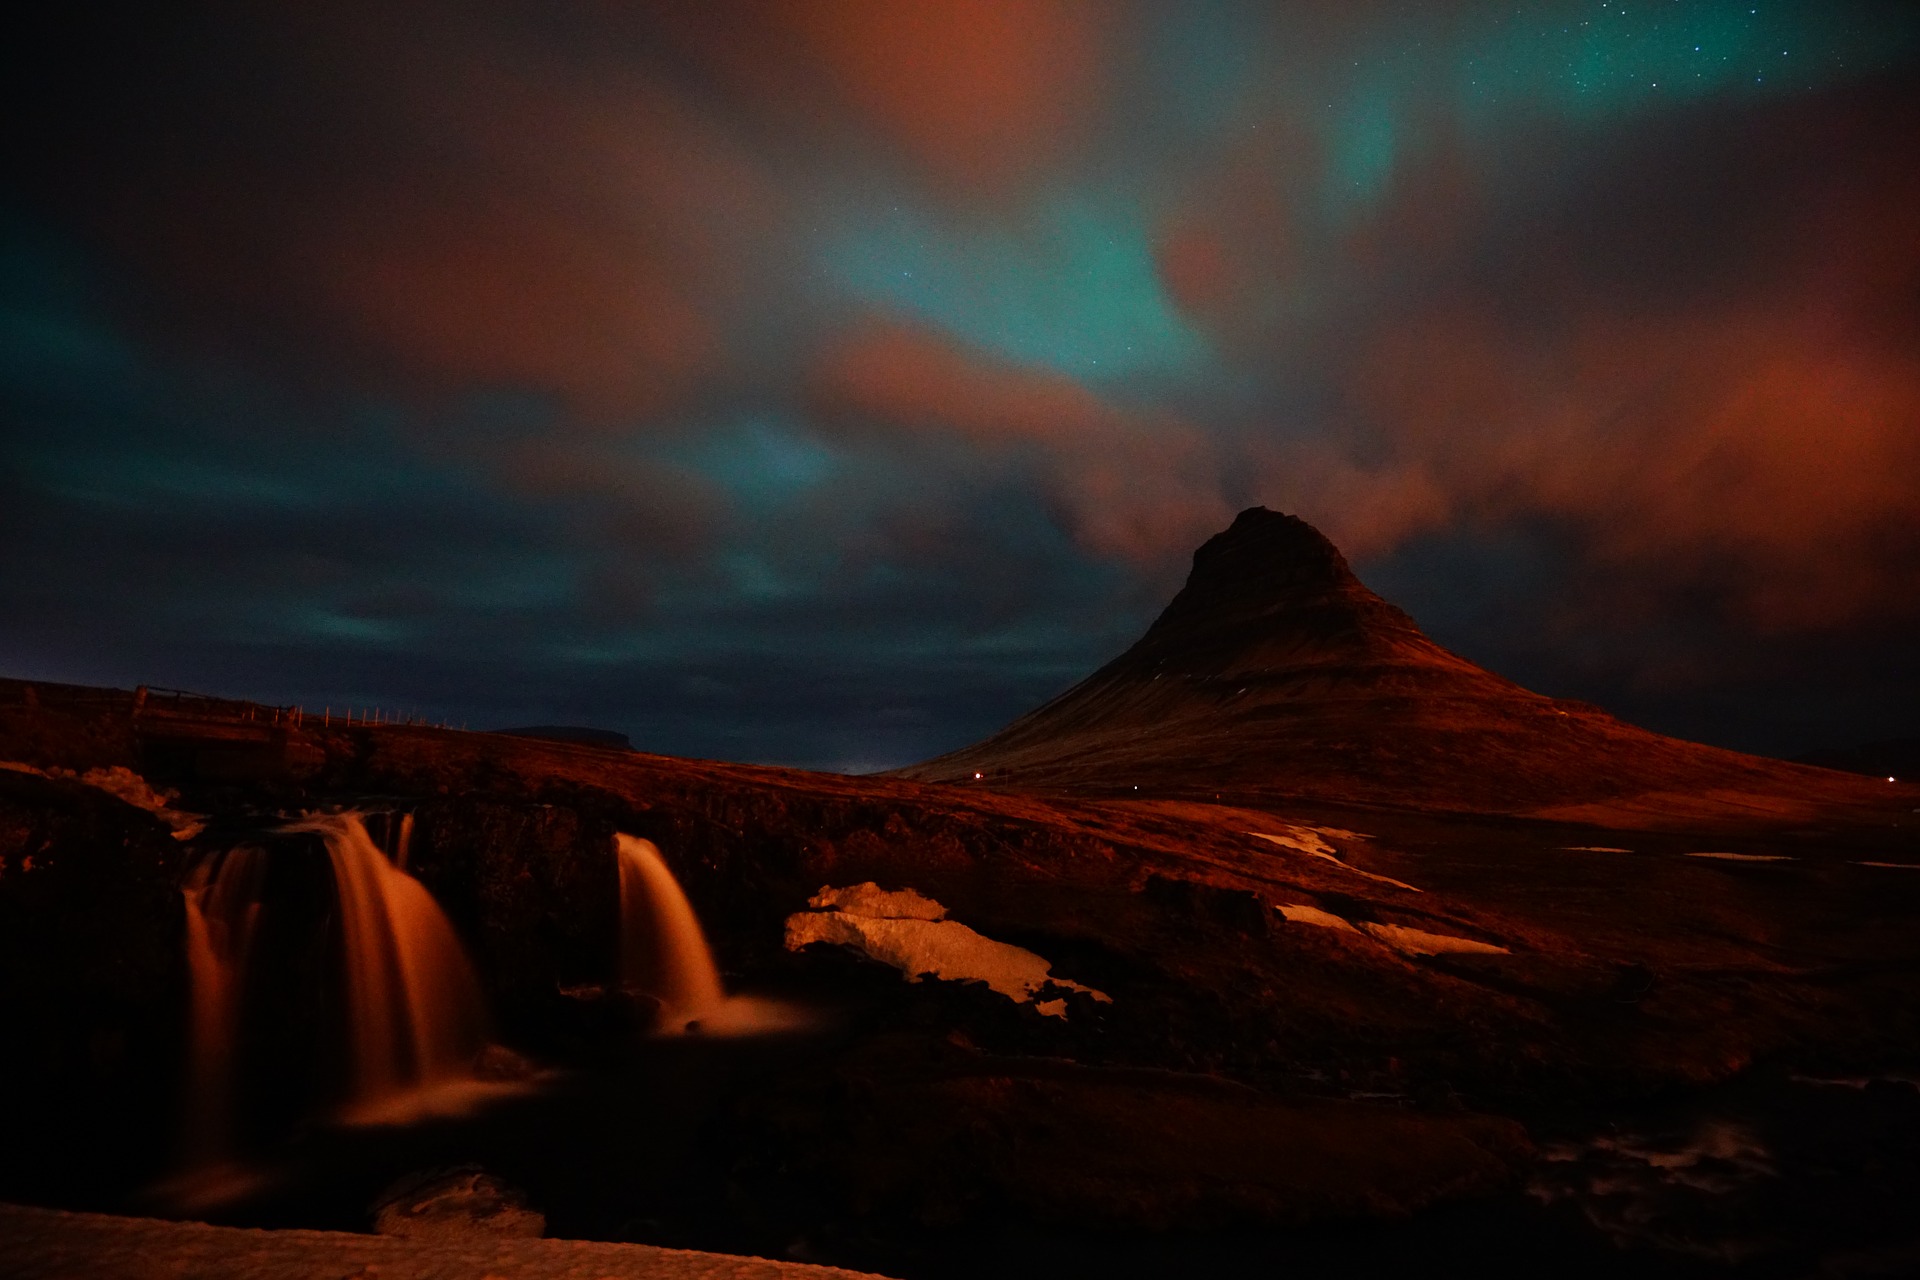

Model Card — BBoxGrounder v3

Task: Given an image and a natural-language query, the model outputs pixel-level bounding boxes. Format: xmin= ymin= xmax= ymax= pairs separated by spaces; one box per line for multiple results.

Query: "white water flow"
xmin=617 ymin=834 xmax=725 ymax=1028
xmin=176 ymin=846 xmax=267 ymax=1183
xmin=290 ymin=812 xmax=493 ymax=1122
xmin=615 ymin=834 xmax=805 ymax=1036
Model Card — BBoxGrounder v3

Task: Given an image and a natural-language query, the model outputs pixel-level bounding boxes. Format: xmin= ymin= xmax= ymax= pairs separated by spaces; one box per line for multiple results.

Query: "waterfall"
xmin=289 ymin=811 xmax=494 ymax=1123
xmin=360 ymin=809 xmax=415 ymax=869
xmin=156 ymin=811 xmax=528 ymax=1206
xmin=182 ymin=845 xmax=267 ymax=1158
xmin=617 ymin=834 xmax=725 ymax=1028
xmin=159 ymin=845 xmax=270 ymax=1208
xmin=615 ymin=833 xmax=804 ymax=1036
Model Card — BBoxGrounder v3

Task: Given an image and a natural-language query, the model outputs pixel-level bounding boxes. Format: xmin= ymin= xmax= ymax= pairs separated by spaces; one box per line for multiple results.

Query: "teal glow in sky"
xmin=2 ymin=0 xmax=1917 ymax=767
xmin=823 ymin=194 xmax=1215 ymax=385
xmin=1461 ymin=0 xmax=1914 ymax=115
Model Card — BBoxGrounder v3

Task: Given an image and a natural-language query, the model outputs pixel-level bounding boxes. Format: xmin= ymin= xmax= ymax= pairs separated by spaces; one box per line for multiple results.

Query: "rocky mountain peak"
xmin=1186 ymin=507 xmax=1356 ymax=597
xmin=1133 ymin=507 xmax=1422 ymax=665
xmin=898 ymin=506 xmax=1856 ymax=812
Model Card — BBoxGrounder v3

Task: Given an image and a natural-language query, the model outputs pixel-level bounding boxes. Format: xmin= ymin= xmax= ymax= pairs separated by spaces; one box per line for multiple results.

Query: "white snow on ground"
xmin=1247 ymin=827 xmax=1422 ymax=892
xmin=0 ymin=1202 xmax=893 ymax=1280
xmin=1274 ymin=903 xmax=1506 ymax=956
xmin=1357 ymin=923 xmax=1510 ymax=957
xmin=1247 ymin=827 xmax=1340 ymax=858
xmin=784 ymin=883 xmax=1110 ymax=1018
xmin=806 ymin=883 xmax=947 ymax=920
xmin=0 ymin=761 xmax=205 ymax=839
xmin=1275 ymin=903 xmax=1360 ymax=933
xmin=1686 ymin=852 xmax=1793 ymax=863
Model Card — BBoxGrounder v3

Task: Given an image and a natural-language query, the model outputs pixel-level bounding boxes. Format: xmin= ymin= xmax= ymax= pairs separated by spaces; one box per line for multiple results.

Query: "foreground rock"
xmin=732 ymin=1039 xmax=1530 ymax=1232
xmin=371 ymin=1166 xmax=546 ymax=1240
xmin=0 ymin=1203 xmax=891 ymax=1279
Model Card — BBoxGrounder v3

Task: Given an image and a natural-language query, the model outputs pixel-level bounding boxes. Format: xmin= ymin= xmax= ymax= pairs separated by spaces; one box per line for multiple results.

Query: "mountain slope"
xmin=898 ymin=508 xmax=1879 ymax=815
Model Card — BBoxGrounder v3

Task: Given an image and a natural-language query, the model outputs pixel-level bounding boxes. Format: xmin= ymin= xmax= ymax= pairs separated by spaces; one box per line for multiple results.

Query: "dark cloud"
xmin=1294 ymin=79 xmax=1920 ymax=633
xmin=809 ymin=320 xmax=1233 ymax=562
xmin=7 ymin=0 xmax=777 ymax=419
xmin=2 ymin=1 xmax=1916 ymax=764
xmin=656 ymin=0 xmax=1112 ymax=199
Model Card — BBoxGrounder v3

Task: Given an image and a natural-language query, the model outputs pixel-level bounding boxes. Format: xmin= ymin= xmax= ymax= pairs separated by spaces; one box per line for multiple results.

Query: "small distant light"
xmin=1891 ymin=776 xmax=1899 ymax=783
xmin=973 ymin=772 xmax=983 ymax=780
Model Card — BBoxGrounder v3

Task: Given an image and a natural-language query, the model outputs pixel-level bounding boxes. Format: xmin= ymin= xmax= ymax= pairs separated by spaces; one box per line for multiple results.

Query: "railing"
xmin=2 ymin=678 xmax=461 ymax=731
xmin=133 ymin=685 xmax=294 ymax=722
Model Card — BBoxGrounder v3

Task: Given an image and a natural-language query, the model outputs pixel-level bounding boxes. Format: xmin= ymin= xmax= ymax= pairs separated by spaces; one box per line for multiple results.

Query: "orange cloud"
xmin=1200 ymin=82 xmax=1920 ymax=639
xmin=79 ymin=2 xmax=771 ymax=423
xmin=302 ymin=193 xmax=713 ymax=423
xmin=1300 ymin=250 xmax=1920 ymax=634
xmin=1261 ymin=310 xmax=1912 ymax=628
xmin=1154 ymin=129 xmax=1313 ymax=345
xmin=666 ymin=0 xmax=1108 ymax=198
xmin=488 ymin=437 xmax=725 ymax=555
xmin=811 ymin=323 xmax=1232 ymax=562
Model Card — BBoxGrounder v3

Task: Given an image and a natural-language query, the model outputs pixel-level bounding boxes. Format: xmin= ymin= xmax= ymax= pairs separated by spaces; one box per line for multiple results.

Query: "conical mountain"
xmin=900 ymin=508 xmax=1865 ymax=815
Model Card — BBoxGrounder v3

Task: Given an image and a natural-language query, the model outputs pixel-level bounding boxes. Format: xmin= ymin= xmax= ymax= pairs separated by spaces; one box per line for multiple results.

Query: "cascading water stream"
xmin=160 ymin=845 xmax=270 ymax=1208
xmin=163 ymin=817 xmax=782 ymax=1206
xmin=182 ymin=845 xmax=267 ymax=1152
xmin=360 ymin=809 xmax=415 ymax=869
xmin=617 ymin=834 xmax=726 ymax=1028
xmin=289 ymin=811 xmax=498 ymax=1123
xmin=615 ymin=833 xmax=804 ymax=1036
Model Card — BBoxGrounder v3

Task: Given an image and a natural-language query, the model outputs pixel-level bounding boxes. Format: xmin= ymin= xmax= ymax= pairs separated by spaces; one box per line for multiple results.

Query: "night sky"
xmin=3 ymin=1 xmax=1917 ymax=770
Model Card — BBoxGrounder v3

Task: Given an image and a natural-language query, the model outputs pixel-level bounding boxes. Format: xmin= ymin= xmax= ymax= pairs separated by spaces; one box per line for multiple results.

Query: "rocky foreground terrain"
xmin=2 ymin=511 xmax=1917 ymax=1277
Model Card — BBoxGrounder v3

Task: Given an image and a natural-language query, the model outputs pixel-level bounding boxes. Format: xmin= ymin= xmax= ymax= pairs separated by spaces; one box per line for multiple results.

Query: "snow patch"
xmin=1247 ymin=826 xmax=1421 ymax=892
xmin=1275 ymin=903 xmax=1360 ymax=933
xmin=1248 ymin=827 xmax=1338 ymax=858
xmin=1853 ymin=861 xmax=1920 ymax=870
xmin=1358 ymin=923 xmax=1510 ymax=957
xmin=808 ymin=882 xmax=946 ymax=920
xmin=1274 ymin=901 xmax=1506 ymax=956
xmin=1 ymin=761 xmax=205 ymax=839
xmin=784 ymin=882 xmax=1109 ymax=1018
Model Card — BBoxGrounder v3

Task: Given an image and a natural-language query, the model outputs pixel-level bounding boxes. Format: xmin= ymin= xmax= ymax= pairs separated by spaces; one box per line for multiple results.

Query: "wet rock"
xmin=733 ymin=1045 xmax=1531 ymax=1235
xmin=369 ymin=1164 xmax=546 ymax=1239
xmin=474 ymin=1042 xmax=539 ymax=1081
xmin=0 ymin=768 xmax=186 ymax=1202
xmin=406 ymin=798 xmax=619 ymax=1037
